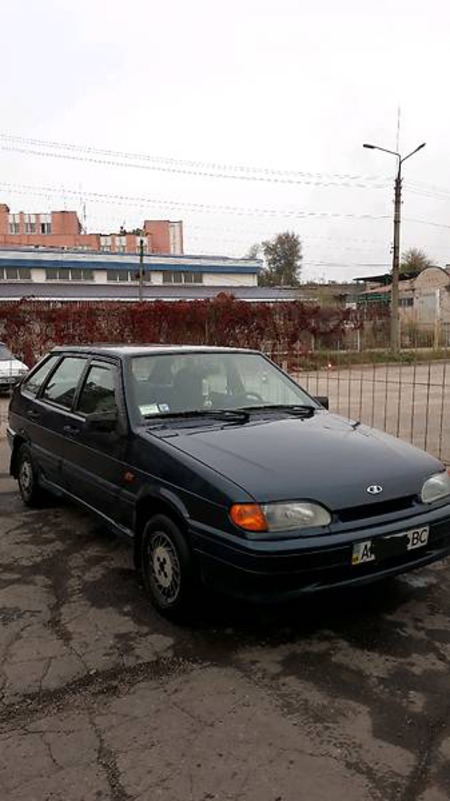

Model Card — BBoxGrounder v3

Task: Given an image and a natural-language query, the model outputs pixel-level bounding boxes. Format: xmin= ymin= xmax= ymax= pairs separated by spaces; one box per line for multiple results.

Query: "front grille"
xmin=338 ymin=495 xmax=417 ymax=523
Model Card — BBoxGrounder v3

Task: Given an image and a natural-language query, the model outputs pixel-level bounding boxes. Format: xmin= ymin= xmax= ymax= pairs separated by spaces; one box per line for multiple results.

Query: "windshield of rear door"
xmin=0 ymin=345 xmax=14 ymax=361
xmin=128 ymin=351 xmax=315 ymax=421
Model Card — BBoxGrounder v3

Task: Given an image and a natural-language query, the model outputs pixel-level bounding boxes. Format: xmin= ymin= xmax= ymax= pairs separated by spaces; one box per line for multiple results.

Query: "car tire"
xmin=140 ymin=514 xmax=199 ymax=620
xmin=16 ymin=444 xmax=46 ymax=507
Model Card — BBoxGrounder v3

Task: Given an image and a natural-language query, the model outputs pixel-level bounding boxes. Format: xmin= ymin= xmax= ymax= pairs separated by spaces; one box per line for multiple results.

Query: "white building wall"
xmin=203 ymin=272 xmax=257 ymax=287
xmin=25 ymin=265 xmax=258 ymax=288
xmin=31 ymin=268 xmax=45 ymax=282
xmin=169 ymin=222 xmax=183 ymax=255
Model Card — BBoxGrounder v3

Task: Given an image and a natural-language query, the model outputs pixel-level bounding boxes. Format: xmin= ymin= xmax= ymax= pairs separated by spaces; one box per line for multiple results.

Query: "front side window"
xmin=76 ymin=363 xmax=118 ymax=415
xmin=22 ymin=355 xmax=60 ymax=397
xmin=42 ymin=357 xmax=87 ymax=408
xmin=129 ymin=352 xmax=314 ymax=418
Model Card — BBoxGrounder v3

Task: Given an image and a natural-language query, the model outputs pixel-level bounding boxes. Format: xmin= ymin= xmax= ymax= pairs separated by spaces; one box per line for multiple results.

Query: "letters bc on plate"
xmin=352 ymin=527 xmax=429 ymax=566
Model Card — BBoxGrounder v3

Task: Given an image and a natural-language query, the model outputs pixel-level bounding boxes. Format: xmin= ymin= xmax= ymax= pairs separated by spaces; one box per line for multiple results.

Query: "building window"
xmin=135 ymin=237 xmax=148 ymax=254
xmin=100 ymin=236 xmax=112 ymax=252
xmin=40 ymin=214 xmax=51 ymax=234
xmin=45 ymin=268 xmax=93 ymax=281
xmin=399 ymin=297 xmax=414 ymax=308
xmin=0 ymin=267 xmax=31 ymax=280
xmin=107 ymin=269 xmax=131 ymax=282
xmin=70 ymin=268 xmax=94 ymax=281
xmin=162 ymin=271 xmax=203 ymax=284
xmin=115 ymin=236 xmax=126 ymax=253
xmin=8 ymin=214 xmax=20 ymax=234
xmin=24 ymin=214 xmax=36 ymax=234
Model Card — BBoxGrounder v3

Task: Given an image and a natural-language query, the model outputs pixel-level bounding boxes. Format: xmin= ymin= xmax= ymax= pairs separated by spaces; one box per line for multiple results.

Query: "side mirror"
xmin=315 ymin=396 xmax=329 ymax=410
xmin=84 ymin=410 xmax=118 ymax=432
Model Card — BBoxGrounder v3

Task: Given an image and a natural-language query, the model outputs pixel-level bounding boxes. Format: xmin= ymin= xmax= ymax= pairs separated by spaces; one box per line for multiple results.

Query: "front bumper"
xmin=0 ymin=376 xmax=21 ymax=390
xmin=191 ymin=505 xmax=450 ymax=602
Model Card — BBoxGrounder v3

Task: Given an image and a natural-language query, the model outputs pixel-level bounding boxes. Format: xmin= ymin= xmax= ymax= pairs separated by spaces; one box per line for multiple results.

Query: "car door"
xmin=61 ymin=358 xmax=128 ymax=523
xmin=15 ymin=354 xmax=89 ymax=489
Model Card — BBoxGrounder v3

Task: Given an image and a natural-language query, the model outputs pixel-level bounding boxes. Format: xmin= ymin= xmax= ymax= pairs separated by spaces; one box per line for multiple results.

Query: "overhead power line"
xmin=0 ymin=180 xmax=393 ymax=220
xmin=0 ymin=133 xmax=390 ymax=188
xmin=1 ymin=180 xmax=449 ymax=230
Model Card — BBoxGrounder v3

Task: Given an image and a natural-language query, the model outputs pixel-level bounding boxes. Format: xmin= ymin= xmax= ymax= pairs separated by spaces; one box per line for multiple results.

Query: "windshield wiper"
xmin=144 ymin=408 xmax=250 ymax=424
xmin=237 ymin=404 xmax=316 ymax=417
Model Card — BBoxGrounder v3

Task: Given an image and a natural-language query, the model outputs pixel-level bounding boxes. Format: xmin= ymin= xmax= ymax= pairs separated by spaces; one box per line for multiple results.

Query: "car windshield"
xmin=129 ymin=351 xmax=316 ymax=420
xmin=0 ymin=345 xmax=14 ymax=361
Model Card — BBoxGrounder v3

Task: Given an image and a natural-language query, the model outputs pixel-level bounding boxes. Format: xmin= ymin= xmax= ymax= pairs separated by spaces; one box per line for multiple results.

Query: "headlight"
xmin=421 ymin=471 xmax=450 ymax=504
xmin=230 ymin=501 xmax=331 ymax=532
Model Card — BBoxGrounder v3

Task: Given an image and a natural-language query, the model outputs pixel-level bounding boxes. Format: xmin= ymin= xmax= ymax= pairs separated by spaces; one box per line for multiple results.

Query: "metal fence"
xmin=265 ymin=345 xmax=450 ymax=466
xmin=2 ymin=345 xmax=450 ymax=466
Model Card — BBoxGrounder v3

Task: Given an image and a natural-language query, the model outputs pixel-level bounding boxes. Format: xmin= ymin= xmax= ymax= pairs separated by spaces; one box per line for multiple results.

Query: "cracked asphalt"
xmin=1 ymin=410 xmax=450 ymax=799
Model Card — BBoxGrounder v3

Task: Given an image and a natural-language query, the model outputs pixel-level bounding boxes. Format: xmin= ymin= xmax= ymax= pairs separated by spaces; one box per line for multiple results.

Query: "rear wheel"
xmin=16 ymin=444 xmax=46 ymax=507
xmin=140 ymin=514 xmax=198 ymax=620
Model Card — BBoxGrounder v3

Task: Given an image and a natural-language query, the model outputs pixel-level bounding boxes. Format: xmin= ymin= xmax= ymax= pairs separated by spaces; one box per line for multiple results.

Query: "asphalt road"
xmin=1 ymin=436 xmax=450 ymax=799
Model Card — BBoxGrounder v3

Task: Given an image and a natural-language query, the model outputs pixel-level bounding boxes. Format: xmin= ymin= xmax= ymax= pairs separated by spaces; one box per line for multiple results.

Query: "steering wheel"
xmin=233 ymin=391 xmax=264 ymax=405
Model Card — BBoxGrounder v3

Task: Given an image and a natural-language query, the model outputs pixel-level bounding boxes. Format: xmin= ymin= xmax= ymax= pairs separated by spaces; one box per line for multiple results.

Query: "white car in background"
xmin=0 ymin=343 xmax=29 ymax=392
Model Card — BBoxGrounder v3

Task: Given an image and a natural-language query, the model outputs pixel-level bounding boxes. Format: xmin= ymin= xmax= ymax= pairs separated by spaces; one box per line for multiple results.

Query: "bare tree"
xmin=400 ymin=247 xmax=434 ymax=273
xmin=246 ymin=243 xmax=260 ymax=259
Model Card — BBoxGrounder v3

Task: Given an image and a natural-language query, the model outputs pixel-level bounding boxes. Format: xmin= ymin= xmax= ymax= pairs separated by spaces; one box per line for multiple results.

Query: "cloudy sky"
xmin=1 ymin=0 xmax=450 ymax=280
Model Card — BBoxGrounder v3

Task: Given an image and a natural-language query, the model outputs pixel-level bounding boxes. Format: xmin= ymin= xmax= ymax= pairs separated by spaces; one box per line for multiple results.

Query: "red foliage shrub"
xmin=0 ymin=296 xmax=364 ymax=366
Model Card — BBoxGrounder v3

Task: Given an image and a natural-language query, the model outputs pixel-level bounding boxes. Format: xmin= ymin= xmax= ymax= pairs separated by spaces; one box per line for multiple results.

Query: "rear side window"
xmin=22 ymin=355 xmax=60 ymax=397
xmin=76 ymin=363 xmax=118 ymax=415
xmin=42 ymin=357 xmax=87 ymax=409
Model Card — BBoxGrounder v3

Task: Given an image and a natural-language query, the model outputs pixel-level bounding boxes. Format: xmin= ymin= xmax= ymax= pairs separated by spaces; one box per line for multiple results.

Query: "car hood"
xmin=161 ymin=412 xmax=442 ymax=509
xmin=0 ymin=358 xmax=28 ymax=375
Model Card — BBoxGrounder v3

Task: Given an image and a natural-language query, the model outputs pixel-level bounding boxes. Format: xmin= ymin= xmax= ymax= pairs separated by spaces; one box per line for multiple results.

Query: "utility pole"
xmin=138 ymin=237 xmax=144 ymax=302
xmin=363 ymin=141 xmax=426 ymax=354
xmin=391 ymin=165 xmax=402 ymax=354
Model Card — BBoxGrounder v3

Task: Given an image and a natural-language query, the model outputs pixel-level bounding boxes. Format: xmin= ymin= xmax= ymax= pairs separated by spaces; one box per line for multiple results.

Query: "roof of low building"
xmin=0 ymin=281 xmax=303 ymax=303
xmin=0 ymin=246 xmax=261 ymax=273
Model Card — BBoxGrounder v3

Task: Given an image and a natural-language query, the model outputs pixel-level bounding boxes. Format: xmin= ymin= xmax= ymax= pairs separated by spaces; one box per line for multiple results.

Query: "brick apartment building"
xmin=0 ymin=204 xmax=183 ymax=255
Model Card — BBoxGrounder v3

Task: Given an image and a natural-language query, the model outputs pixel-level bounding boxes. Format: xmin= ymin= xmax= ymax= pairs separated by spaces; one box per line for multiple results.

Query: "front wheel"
xmin=140 ymin=514 xmax=198 ymax=620
xmin=16 ymin=444 xmax=46 ymax=507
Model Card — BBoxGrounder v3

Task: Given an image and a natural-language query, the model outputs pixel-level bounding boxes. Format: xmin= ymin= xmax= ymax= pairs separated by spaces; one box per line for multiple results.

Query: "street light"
xmin=363 ymin=141 xmax=426 ymax=353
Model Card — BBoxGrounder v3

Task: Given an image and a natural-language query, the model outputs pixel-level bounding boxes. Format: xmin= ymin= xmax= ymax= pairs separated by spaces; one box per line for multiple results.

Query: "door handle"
xmin=27 ymin=409 xmax=40 ymax=418
xmin=63 ymin=424 xmax=80 ymax=436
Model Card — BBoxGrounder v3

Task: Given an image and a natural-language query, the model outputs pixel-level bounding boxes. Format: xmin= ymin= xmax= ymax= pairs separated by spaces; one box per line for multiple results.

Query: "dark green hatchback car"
xmin=8 ymin=344 xmax=450 ymax=618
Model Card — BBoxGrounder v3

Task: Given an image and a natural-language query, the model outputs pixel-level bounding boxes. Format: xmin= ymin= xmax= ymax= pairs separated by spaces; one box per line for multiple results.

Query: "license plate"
xmin=352 ymin=527 xmax=429 ymax=565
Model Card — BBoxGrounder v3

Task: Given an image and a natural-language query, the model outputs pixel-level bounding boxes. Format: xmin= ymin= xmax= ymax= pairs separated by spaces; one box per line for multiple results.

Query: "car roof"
xmin=50 ymin=344 xmax=260 ymax=358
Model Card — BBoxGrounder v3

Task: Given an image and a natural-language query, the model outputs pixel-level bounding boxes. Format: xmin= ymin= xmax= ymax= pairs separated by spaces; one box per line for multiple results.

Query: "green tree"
xmin=260 ymin=231 xmax=302 ymax=286
xmin=400 ymin=247 xmax=434 ymax=274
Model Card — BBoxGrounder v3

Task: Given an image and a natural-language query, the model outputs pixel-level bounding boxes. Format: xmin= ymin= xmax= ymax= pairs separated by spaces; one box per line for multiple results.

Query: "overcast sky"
xmin=1 ymin=0 xmax=450 ymax=281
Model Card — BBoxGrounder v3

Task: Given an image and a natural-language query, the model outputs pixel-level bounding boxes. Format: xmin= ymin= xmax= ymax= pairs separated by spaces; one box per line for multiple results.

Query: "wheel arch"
xmin=133 ymin=487 xmax=190 ymax=571
xmin=10 ymin=435 xmax=28 ymax=478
